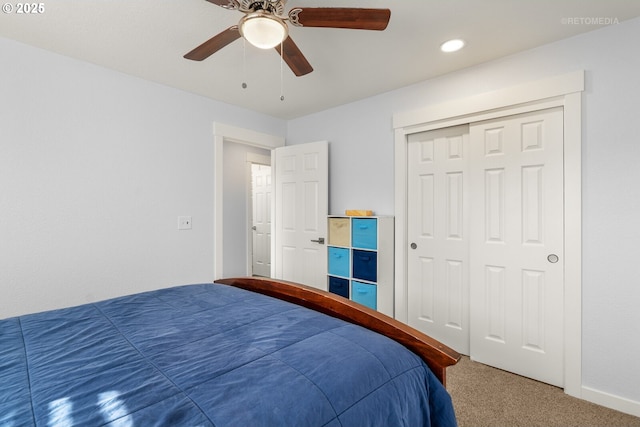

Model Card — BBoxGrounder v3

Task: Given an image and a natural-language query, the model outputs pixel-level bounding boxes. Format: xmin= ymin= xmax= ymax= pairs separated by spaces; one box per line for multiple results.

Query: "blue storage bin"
xmin=352 ymin=249 xmax=377 ymax=282
xmin=328 ymin=276 xmax=350 ymax=299
xmin=328 ymin=247 xmax=350 ymax=277
xmin=351 ymin=218 xmax=377 ymax=249
xmin=352 ymin=281 xmax=377 ymax=310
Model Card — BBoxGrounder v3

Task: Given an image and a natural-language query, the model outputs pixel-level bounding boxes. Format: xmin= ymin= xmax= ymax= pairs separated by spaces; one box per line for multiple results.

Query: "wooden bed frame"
xmin=215 ymin=277 xmax=461 ymax=386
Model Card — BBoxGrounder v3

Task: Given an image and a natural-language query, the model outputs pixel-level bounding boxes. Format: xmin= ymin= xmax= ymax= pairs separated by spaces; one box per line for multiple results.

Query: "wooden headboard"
xmin=215 ymin=277 xmax=461 ymax=386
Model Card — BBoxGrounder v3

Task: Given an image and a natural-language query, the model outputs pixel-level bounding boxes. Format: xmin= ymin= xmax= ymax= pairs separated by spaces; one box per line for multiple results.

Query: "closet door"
xmin=469 ymin=107 xmax=564 ymax=387
xmin=407 ymin=125 xmax=470 ymax=355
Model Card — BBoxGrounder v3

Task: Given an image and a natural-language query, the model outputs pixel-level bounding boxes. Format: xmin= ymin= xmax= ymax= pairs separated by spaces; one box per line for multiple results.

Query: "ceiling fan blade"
xmin=184 ymin=26 xmax=241 ymax=61
xmin=288 ymin=7 xmax=391 ymax=31
xmin=275 ymin=36 xmax=313 ymax=77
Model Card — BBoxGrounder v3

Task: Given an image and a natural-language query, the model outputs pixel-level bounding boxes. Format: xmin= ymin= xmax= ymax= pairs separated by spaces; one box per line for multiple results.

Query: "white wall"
xmin=288 ymin=17 xmax=640 ymax=412
xmin=287 ymin=100 xmax=397 ymax=216
xmin=0 ymin=37 xmax=285 ymax=318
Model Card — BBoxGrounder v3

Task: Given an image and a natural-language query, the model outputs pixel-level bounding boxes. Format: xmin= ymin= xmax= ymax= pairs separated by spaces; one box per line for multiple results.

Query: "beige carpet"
xmin=446 ymin=356 xmax=640 ymax=427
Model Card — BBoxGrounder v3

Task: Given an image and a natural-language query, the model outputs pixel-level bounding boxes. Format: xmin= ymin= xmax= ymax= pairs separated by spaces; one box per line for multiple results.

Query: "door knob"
xmin=410 ymin=242 xmax=417 ymax=250
xmin=547 ymin=254 xmax=559 ymax=263
xmin=311 ymin=237 xmax=325 ymax=244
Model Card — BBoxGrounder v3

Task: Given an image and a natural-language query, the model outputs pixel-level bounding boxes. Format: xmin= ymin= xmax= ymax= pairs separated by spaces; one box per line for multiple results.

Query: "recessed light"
xmin=441 ymin=39 xmax=465 ymax=53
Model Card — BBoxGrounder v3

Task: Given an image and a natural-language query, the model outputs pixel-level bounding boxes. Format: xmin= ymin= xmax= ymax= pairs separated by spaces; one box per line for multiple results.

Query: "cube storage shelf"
xmin=327 ymin=216 xmax=394 ymax=317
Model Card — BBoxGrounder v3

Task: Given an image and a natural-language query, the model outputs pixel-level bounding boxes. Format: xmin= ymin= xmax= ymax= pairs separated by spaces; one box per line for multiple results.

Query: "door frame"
xmin=393 ymin=70 xmax=584 ymax=397
xmin=213 ymin=123 xmax=284 ymax=280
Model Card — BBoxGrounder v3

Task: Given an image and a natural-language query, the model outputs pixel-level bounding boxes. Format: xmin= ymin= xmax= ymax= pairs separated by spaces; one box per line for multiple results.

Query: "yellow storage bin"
xmin=328 ymin=217 xmax=350 ymax=246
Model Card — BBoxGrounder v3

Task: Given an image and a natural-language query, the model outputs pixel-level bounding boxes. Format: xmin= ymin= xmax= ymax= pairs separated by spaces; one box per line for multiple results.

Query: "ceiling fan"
xmin=184 ymin=0 xmax=391 ymax=76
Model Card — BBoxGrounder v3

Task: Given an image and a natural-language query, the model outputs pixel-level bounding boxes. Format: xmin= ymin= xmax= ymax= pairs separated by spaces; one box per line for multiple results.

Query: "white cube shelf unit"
xmin=327 ymin=216 xmax=394 ymax=317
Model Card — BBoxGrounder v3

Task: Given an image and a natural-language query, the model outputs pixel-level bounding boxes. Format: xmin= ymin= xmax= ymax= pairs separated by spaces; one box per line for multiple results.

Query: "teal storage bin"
xmin=351 ymin=281 xmax=377 ymax=310
xmin=328 ymin=247 xmax=350 ymax=277
xmin=352 ymin=218 xmax=377 ymax=249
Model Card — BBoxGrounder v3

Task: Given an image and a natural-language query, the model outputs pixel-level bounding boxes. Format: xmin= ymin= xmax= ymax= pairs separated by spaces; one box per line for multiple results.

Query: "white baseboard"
xmin=581 ymin=386 xmax=640 ymax=418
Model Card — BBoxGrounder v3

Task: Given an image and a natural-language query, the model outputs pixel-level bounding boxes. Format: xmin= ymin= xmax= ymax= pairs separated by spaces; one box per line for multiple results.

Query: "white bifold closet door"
xmin=407 ymin=107 xmax=564 ymax=387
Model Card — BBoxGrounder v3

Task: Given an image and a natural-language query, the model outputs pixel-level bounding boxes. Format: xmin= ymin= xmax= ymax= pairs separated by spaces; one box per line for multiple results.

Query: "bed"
xmin=0 ymin=277 xmax=460 ymax=427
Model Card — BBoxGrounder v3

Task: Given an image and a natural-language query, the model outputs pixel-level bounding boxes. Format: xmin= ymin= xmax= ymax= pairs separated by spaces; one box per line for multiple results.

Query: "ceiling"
xmin=2 ymin=0 xmax=639 ymax=120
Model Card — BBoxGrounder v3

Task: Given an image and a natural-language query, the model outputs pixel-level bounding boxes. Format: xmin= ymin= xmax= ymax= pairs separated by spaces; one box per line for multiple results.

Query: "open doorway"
xmin=213 ymin=122 xmax=285 ymax=280
xmin=212 ymin=123 xmax=327 ymax=288
xmin=222 ymin=142 xmax=271 ymax=277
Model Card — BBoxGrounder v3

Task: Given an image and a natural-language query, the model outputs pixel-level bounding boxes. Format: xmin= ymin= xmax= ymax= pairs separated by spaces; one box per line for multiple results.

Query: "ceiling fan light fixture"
xmin=239 ymin=12 xmax=288 ymax=49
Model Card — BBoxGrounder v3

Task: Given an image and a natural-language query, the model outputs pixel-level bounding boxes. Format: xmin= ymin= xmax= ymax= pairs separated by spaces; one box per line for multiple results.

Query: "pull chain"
xmin=242 ymin=38 xmax=248 ymax=89
xmin=280 ymin=40 xmax=285 ymax=101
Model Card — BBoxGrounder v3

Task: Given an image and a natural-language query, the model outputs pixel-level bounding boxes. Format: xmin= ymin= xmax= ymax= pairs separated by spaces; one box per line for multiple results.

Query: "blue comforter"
xmin=1 ymin=283 xmax=456 ymax=427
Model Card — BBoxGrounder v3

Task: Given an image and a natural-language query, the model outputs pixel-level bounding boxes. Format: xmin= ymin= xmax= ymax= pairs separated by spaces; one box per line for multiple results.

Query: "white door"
xmin=251 ymin=164 xmax=272 ymax=277
xmin=405 ymin=108 xmax=564 ymax=386
xmin=273 ymin=141 xmax=328 ymax=290
xmin=469 ymin=108 xmax=564 ymax=387
xmin=407 ymin=125 xmax=470 ymax=354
